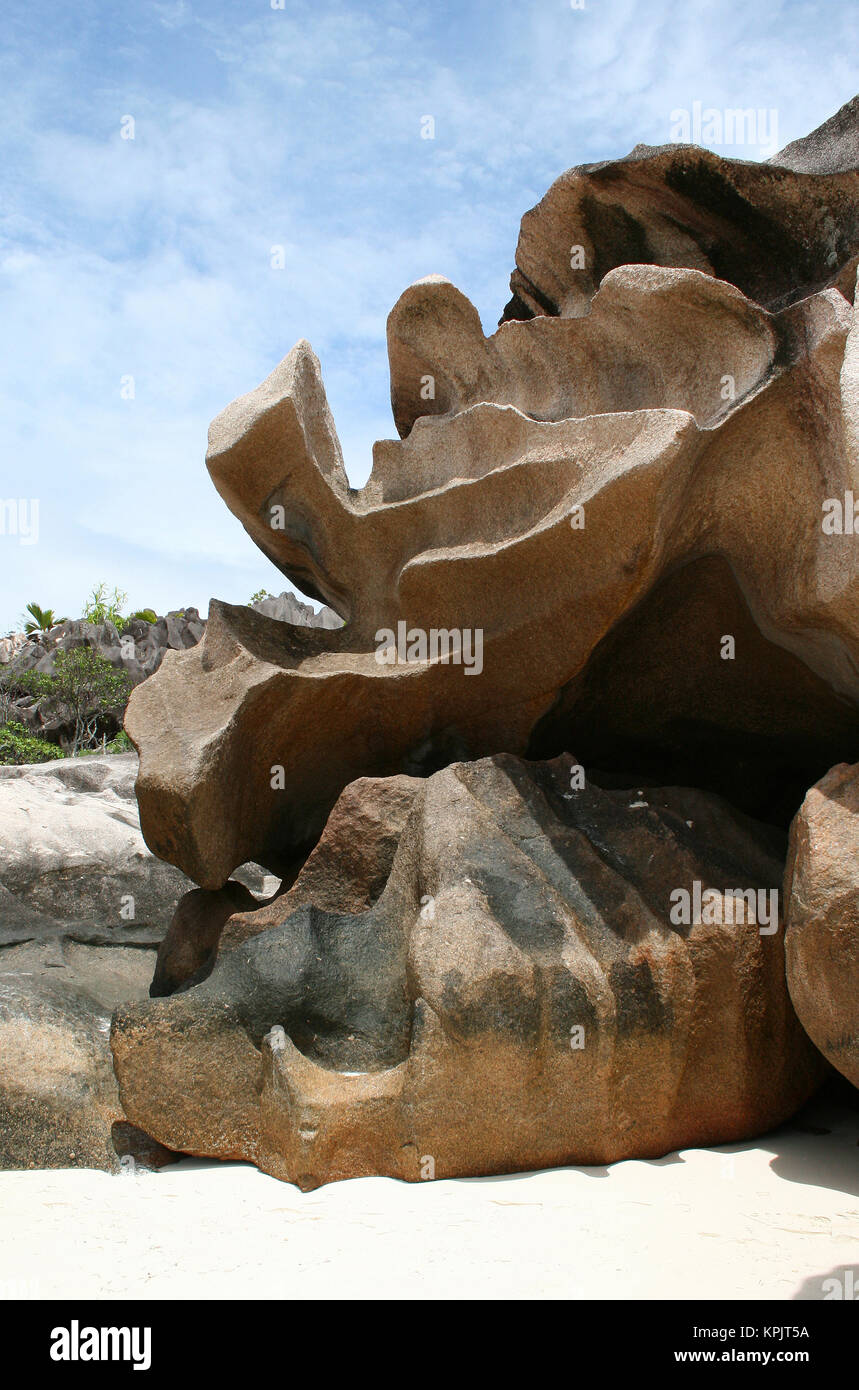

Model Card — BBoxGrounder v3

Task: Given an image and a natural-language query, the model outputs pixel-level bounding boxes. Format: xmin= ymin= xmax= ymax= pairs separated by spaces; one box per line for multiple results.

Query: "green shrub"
xmin=1 ymin=666 xmax=49 ymax=699
xmin=0 ymin=721 xmax=64 ymax=765
xmin=83 ymin=582 xmax=128 ymax=628
xmin=16 ymin=649 xmax=132 ymax=755
xmin=0 ymin=665 xmax=53 ymax=724
xmin=127 ymin=609 xmax=158 ymax=624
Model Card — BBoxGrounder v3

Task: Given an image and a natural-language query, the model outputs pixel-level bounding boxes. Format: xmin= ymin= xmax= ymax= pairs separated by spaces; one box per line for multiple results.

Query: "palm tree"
xmin=22 ymin=602 xmax=69 ymax=636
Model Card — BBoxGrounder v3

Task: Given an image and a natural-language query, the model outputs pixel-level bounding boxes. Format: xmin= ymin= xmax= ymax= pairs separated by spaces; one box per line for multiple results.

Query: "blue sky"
xmin=1 ymin=0 xmax=856 ymax=631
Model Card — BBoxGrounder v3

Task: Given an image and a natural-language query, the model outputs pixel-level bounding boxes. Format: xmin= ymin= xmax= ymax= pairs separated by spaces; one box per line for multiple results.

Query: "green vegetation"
xmin=0 ymin=721 xmax=64 ymax=765
xmin=78 ymin=730 xmax=134 ymax=756
xmin=19 ymin=590 xmax=160 ymax=638
xmin=42 ymin=648 xmax=131 ymax=755
xmin=5 ymin=649 xmax=131 ymax=756
xmin=249 ymin=589 xmax=272 ymax=604
xmin=81 ymin=586 xmax=161 ymax=631
xmin=83 ymin=583 xmax=128 ymax=628
xmin=106 ymin=730 xmax=134 ymax=753
xmin=1 ymin=585 xmax=163 ymax=764
xmin=22 ymin=601 xmax=69 ymax=635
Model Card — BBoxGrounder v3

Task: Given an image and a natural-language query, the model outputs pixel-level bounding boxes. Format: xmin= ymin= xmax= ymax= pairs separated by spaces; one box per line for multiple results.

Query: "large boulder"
xmin=0 ymin=753 xmax=272 ymax=1171
xmin=0 ymin=754 xmax=191 ymax=943
xmin=112 ymin=755 xmax=824 ymax=1188
xmin=0 ymin=753 xmax=186 ymax=1170
xmin=784 ymin=761 xmax=859 ymax=1090
xmin=126 ymin=265 xmax=859 ymax=888
xmin=0 ymin=938 xmax=176 ymax=1171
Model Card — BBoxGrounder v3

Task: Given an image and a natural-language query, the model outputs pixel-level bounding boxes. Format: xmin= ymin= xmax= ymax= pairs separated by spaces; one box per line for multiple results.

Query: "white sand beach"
xmin=1 ymin=1094 xmax=856 ymax=1301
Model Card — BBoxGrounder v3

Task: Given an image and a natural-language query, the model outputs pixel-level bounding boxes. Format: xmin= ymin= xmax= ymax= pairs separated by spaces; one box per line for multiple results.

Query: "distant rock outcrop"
xmin=1 ymin=593 xmax=337 ymax=750
xmin=250 ymin=592 xmax=342 ymax=629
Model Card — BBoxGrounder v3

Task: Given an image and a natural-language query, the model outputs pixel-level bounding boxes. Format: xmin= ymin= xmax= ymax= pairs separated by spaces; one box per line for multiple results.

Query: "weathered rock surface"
xmin=112 ymin=755 xmax=824 ymax=1188
xmin=151 ymin=774 xmax=422 ymax=998
xmin=128 ymin=257 xmax=859 ymax=887
xmin=502 ymin=97 xmax=859 ymax=322
xmin=0 ymin=755 xmax=191 ymax=944
xmin=389 ymin=265 xmax=781 ymax=437
xmin=784 ymin=761 xmax=859 ymax=1089
xmin=0 ymin=753 xmax=272 ymax=1171
xmin=0 ymin=939 xmax=158 ymax=1171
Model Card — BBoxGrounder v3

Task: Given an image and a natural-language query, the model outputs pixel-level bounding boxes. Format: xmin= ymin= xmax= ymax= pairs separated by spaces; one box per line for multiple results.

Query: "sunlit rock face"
xmin=116 ymin=99 xmax=859 ymax=1186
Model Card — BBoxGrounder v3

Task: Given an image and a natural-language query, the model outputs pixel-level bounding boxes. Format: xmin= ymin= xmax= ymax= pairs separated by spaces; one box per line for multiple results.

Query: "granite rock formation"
xmin=249 ymin=591 xmax=342 ymax=629
xmin=784 ymin=761 xmax=859 ymax=1091
xmin=112 ymin=99 xmax=859 ymax=1185
xmin=0 ymin=755 xmax=191 ymax=945
xmin=0 ymin=940 xmax=169 ymax=1171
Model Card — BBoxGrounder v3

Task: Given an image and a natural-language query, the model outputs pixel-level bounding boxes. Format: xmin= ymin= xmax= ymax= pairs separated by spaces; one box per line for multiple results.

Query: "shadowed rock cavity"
xmin=150 ymin=775 xmax=422 ymax=999
xmin=528 ymin=555 xmax=859 ymax=827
